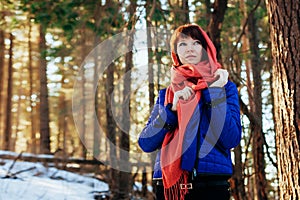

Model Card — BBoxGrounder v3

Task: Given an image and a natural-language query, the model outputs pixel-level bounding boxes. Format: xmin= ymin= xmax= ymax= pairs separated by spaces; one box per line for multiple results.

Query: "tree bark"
xmin=39 ymin=25 xmax=51 ymax=154
xmin=118 ymin=1 xmax=137 ymax=198
xmin=169 ymin=0 xmax=189 ymax=27
xmin=204 ymin=0 xmax=211 ymax=25
xmin=145 ymin=1 xmax=156 ymax=197
xmin=92 ymin=0 xmax=102 ymax=160
xmin=206 ymin=0 xmax=228 ymax=62
xmin=28 ymin=22 xmax=37 ymax=154
xmin=3 ymin=33 xmax=13 ymax=151
xmin=265 ymin=0 xmax=300 ymax=199
xmin=147 ymin=39 xmax=155 ymax=109
xmin=118 ymin=32 xmax=134 ymax=200
xmin=105 ymin=61 xmax=119 ymax=199
xmin=231 ymin=144 xmax=246 ymax=200
xmin=77 ymin=27 xmax=88 ymax=159
xmin=248 ymin=5 xmax=268 ymax=199
xmin=182 ymin=0 xmax=189 ymax=23
xmin=0 ymin=29 xmax=4 ymax=137
xmin=58 ymin=73 xmax=67 ymax=156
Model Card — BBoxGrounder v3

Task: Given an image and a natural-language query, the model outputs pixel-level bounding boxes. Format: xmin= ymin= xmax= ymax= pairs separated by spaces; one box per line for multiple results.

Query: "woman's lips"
xmin=185 ymin=55 xmax=196 ymax=59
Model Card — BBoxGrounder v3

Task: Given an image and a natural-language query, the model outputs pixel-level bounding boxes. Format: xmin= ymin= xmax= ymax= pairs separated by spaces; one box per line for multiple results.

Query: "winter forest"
xmin=0 ymin=0 xmax=299 ymax=199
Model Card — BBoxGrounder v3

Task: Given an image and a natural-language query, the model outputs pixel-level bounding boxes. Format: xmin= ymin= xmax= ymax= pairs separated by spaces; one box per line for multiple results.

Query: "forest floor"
xmin=0 ymin=150 xmax=153 ymax=200
xmin=0 ymin=156 xmax=109 ymax=200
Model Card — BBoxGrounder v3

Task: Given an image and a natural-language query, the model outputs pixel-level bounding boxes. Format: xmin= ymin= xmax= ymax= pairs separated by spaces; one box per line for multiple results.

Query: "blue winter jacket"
xmin=138 ymin=81 xmax=241 ymax=180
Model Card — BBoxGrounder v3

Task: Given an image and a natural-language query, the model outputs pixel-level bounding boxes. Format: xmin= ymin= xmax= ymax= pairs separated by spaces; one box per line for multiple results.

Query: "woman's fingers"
xmin=177 ymin=86 xmax=194 ymax=100
xmin=210 ymin=69 xmax=228 ymax=87
xmin=172 ymin=86 xmax=194 ymax=111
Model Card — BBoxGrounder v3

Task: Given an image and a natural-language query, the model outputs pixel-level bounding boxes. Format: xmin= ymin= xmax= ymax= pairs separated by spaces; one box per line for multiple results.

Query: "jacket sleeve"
xmin=201 ymin=81 xmax=242 ymax=151
xmin=138 ymin=89 xmax=178 ymax=153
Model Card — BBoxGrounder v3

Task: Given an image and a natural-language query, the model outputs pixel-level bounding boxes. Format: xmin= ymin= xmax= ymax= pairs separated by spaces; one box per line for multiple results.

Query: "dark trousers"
xmin=155 ymin=184 xmax=165 ymax=200
xmin=155 ymin=180 xmax=230 ymax=200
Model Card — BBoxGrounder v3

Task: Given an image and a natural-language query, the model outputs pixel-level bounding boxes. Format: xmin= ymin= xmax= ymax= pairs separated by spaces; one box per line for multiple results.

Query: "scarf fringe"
xmin=164 ymin=171 xmax=189 ymax=200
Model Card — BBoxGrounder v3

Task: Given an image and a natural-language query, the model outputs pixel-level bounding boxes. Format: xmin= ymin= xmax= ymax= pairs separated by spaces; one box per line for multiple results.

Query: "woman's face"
xmin=176 ymin=36 xmax=203 ymax=65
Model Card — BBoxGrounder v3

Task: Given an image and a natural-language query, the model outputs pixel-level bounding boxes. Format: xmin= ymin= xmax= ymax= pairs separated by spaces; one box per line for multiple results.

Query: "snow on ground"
xmin=0 ymin=158 xmax=109 ymax=200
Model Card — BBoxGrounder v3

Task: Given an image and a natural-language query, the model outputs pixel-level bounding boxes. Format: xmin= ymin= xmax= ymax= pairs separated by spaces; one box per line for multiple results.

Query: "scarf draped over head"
xmin=161 ymin=25 xmax=222 ymax=200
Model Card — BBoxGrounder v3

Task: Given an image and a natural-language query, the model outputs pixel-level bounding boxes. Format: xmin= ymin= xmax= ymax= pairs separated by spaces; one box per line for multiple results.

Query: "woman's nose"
xmin=186 ymin=44 xmax=194 ymax=51
xmin=186 ymin=45 xmax=194 ymax=52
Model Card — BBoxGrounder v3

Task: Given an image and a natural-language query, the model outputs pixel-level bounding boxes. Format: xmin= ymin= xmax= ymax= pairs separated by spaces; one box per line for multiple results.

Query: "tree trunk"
xmin=118 ymin=1 xmax=137 ymax=198
xmin=146 ymin=1 xmax=156 ymax=197
xmin=0 ymin=29 xmax=4 ymax=137
xmin=231 ymin=144 xmax=245 ymax=200
xmin=169 ymin=0 xmax=189 ymax=27
xmin=39 ymin=25 xmax=51 ymax=154
xmin=105 ymin=62 xmax=119 ymax=199
xmin=265 ymin=0 xmax=300 ymax=199
xmin=182 ymin=0 xmax=189 ymax=23
xmin=28 ymin=22 xmax=37 ymax=154
xmin=118 ymin=31 xmax=134 ymax=200
xmin=13 ymin=75 xmax=24 ymax=152
xmin=58 ymin=74 xmax=66 ymax=154
xmin=229 ymin=1 xmax=247 ymax=199
xmin=79 ymin=27 xmax=87 ymax=159
xmin=92 ymin=0 xmax=102 ymax=160
xmin=248 ymin=6 xmax=268 ymax=199
xmin=3 ymin=33 xmax=13 ymax=151
xmin=206 ymin=0 xmax=228 ymax=62
xmin=146 ymin=0 xmax=155 ymax=110
xmin=204 ymin=0 xmax=211 ymax=25
xmin=93 ymin=38 xmax=100 ymax=159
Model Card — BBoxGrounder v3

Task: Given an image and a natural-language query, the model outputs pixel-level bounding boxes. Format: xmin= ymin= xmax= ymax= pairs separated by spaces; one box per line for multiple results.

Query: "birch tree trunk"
xmin=265 ymin=0 xmax=300 ymax=199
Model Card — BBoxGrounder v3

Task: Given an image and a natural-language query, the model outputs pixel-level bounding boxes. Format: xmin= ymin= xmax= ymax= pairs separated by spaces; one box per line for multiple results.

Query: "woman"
xmin=138 ymin=24 xmax=241 ymax=200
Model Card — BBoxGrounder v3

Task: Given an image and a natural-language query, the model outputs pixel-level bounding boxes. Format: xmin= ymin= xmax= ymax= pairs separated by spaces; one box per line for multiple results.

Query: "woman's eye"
xmin=178 ymin=42 xmax=187 ymax=47
xmin=193 ymin=41 xmax=201 ymax=45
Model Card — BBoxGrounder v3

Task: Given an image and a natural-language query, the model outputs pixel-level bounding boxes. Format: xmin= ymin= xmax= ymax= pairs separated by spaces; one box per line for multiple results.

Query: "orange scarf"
xmin=161 ymin=25 xmax=221 ymax=200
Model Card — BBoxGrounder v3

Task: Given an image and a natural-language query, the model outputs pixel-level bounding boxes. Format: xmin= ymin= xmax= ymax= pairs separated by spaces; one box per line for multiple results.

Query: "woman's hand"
xmin=172 ymin=86 xmax=194 ymax=111
xmin=210 ymin=69 xmax=228 ymax=88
